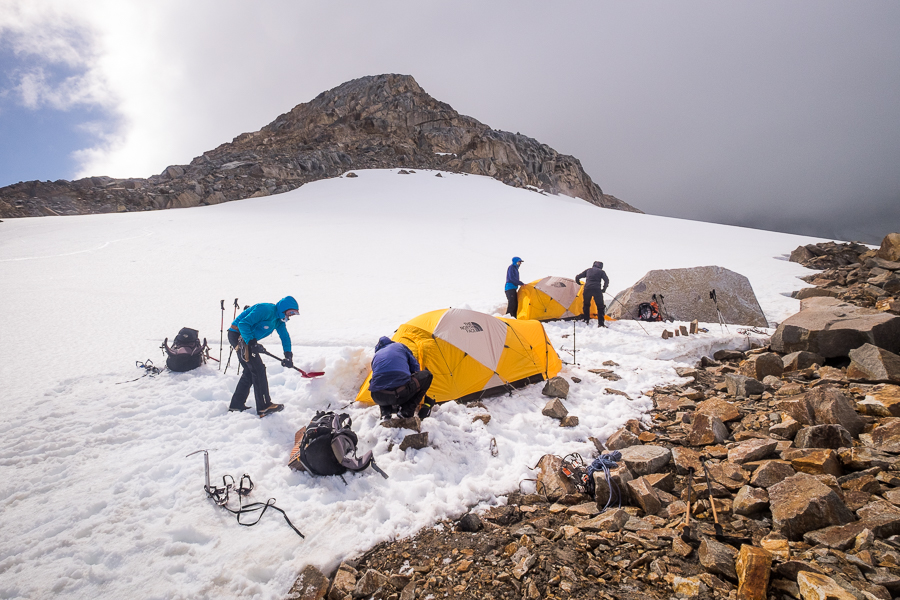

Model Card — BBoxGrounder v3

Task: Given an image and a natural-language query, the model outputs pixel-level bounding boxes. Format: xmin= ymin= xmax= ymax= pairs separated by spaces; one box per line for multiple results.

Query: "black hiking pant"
xmin=371 ymin=370 xmax=434 ymax=419
xmin=583 ymin=287 xmax=606 ymax=327
xmin=505 ymin=289 xmax=518 ymax=318
xmin=228 ymin=329 xmax=272 ymax=412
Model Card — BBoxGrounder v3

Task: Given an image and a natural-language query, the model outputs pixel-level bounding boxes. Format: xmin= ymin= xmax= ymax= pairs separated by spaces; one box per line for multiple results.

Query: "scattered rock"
xmin=782 ymin=350 xmax=825 ymax=372
xmin=740 ymin=352 xmax=784 ymax=380
xmin=541 ymin=376 xmax=570 ymax=399
xmin=399 ymin=432 xmax=429 ymax=451
xmin=794 ymin=424 xmax=852 ymax=449
xmin=456 ymin=513 xmax=483 ymax=532
xmin=353 ymin=569 xmax=388 ymax=598
xmin=687 ymin=412 xmax=729 ymax=446
xmin=733 ymin=485 xmax=770 ymax=516
xmin=728 ymin=439 xmax=778 ymax=464
xmin=735 ymin=545 xmax=773 ymax=600
xmin=797 ymin=571 xmax=858 ymax=600
xmin=618 ymin=445 xmax=672 ymax=476
xmin=768 ymin=473 xmax=855 ymax=540
xmin=381 ymin=416 xmax=421 ymax=432
xmin=725 ymin=373 xmax=765 ymax=398
xmin=606 ymin=428 xmax=641 ymax=450
xmin=699 ymin=537 xmax=738 ymax=580
xmin=535 ymin=454 xmax=577 ymax=501
xmin=750 ymin=460 xmax=796 ymax=487
xmin=559 ymin=415 xmax=579 ymax=427
xmin=541 ymin=398 xmax=568 ymax=419
xmin=286 ymin=564 xmax=329 ymax=600
xmin=847 ymin=343 xmax=900 ymax=382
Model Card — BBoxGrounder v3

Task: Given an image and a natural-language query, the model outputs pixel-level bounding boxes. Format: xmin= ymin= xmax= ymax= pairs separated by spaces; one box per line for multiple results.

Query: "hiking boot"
xmin=229 ymin=405 xmax=249 ymax=412
xmin=258 ymin=403 xmax=284 ymax=418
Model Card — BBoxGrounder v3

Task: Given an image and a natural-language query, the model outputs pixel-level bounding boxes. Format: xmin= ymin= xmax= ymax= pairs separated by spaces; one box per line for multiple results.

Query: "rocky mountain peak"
xmin=0 ymin=74 xmax=640 ymax=217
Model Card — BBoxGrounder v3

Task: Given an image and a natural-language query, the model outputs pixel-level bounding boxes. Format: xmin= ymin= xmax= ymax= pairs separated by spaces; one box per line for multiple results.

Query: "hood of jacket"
xmin=593 ymin=261 xmax=604 ymax=269
xmin=512 ymin=256 xmax=523 ymax=265
xmin=275 ymin=296 xmax=299 ymax=318
xmin=374 ymin=336 xmax=394 ymax=353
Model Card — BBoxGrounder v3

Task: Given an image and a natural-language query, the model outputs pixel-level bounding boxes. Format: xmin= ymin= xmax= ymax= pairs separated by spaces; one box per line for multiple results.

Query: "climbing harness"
xmin=186 ymin=449 xmax=304 ymax=538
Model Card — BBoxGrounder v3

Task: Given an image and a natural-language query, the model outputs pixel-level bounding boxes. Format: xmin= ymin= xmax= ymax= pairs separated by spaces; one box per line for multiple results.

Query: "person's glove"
xmin=418 ymin=397 xmax=436 ymax=420
xmin=281 ymin=351 xmax=293 ymax=368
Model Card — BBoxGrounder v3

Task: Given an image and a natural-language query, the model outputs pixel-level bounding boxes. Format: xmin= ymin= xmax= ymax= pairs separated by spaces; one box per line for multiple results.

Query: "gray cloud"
xmin=2 ymin=1 xmax=898 ymax=243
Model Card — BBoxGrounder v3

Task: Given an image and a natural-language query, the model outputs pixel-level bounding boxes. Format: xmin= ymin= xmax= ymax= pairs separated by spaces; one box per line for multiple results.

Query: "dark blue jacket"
xmin=369 ymin=337 xmax=420 ymax=392
xmin=505 ymin=263 xmax=525 ymax=291
xmin=231 ymin=296 xmax=298 ymax=352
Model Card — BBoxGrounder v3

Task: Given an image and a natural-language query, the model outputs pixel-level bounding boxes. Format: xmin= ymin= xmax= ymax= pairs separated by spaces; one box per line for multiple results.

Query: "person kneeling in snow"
xmin=369 ymin=337 xmax=435 ymax=421
xmin=576 ymin=261 xmax=609 ymax=328
xmin=227 ymin=296 xmax=299 ymax=417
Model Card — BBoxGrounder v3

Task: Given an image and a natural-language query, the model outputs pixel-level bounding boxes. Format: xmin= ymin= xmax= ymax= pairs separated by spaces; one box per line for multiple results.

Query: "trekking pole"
xmin=659 ymin=294 xmax=673 ymax=323
xmin=224 ymin=298 xmax=240 ymax=375
xmin=710 ymin=290 xmax=729 ymax=334
xmin=218 ymin=300 xmax=224 ymax=370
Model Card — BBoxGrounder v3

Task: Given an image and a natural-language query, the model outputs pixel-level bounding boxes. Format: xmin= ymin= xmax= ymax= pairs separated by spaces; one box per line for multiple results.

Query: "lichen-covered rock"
xmin=794 ymin=424 xmax=852 ymax=449
xmin=618 ymin=445 xmax=672 ymax=476
xmin=768 ymin=473 xmax=855 ymax=540
xmin=847 ymin=343 xmax=900 ymax=383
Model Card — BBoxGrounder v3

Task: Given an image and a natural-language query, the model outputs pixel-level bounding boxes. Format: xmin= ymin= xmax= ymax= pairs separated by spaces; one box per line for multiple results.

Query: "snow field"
xmin=0 ymin=170 xmax=824 ymax=599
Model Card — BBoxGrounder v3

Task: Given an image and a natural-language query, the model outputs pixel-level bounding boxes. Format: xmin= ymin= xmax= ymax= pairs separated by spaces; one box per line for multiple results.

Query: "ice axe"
xmin=258 ymin=348 xmax=325 ymax=378
xmin=701 ymin=458 xmax=752 ymax=546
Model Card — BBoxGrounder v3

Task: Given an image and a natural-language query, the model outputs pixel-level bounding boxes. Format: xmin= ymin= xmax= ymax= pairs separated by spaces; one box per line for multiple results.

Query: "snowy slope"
xmin=0 ymin=170 xmax=824 ymax=599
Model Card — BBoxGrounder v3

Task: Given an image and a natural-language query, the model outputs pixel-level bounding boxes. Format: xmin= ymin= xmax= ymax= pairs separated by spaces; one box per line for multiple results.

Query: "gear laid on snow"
xmin=162 ymin=327 xmax=210 ymax=372
xmin=288 ymin=411 xmax=388 ymax=480
xmin=186 ymin=449 xmax=304 ymax=538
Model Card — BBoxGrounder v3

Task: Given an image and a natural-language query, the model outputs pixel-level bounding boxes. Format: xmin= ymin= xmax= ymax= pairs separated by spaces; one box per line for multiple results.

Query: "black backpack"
xmin=290 ymin=411 xmax=387 ymax=479
xmin=162 ymin=327 xmax=209 ymax=372
xmin=637 ymin=302 xmax=662 ymax=322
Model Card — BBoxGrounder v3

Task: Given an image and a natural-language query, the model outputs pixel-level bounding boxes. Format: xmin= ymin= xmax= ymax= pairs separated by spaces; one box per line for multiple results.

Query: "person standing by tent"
xmin=576 ymin=261 xmax=610 ymax=327
xmin=504 ymin=257 xmax=525 ymax=318
xmin=227 ymin=296 xmax=299 ymax=417
xmin=369 ymin=337 xmax=436 ymax=421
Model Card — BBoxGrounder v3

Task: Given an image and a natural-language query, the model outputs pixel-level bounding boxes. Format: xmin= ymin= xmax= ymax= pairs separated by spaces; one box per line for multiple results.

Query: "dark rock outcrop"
xmin=0 ymin=74 xmax=640 ymax=218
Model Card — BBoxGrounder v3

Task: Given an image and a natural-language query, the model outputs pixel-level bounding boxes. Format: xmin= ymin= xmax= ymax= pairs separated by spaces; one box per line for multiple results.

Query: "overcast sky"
xmin=1 ymin=1 xmax=898 ymax=243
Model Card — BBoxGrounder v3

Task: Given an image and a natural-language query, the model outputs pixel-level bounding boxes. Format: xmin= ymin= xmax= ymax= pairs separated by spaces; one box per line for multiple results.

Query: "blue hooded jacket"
xmin=369 ymin=336 xmax=420 ymax=392
xmin=231 ymin=296 xmax=298 ymax=352
xmin=505 ymin=257 xmax=525 ymax=291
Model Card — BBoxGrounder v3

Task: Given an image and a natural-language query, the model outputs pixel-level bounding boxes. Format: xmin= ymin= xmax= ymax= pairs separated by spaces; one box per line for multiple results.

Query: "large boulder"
xmin=771 ymin=297 xmax=900 ymax=357
xmin=876 ymin=232 xmax=900 ymax=262
xmin=607 ymin=265 xmax=767 ymax=327
xmin=768 ymin=473 xmax=855 ymax=540
xmin=617 ymin=445 xmax=671 ymax=476
xmin=847 ymin=343 xmax=900 ymax=383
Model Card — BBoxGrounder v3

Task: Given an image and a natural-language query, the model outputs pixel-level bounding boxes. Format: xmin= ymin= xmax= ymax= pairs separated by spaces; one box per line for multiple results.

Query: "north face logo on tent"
xmin=550 ymin=282 xmax=567 ymax=288
xmin=459 ymin=322 xmax=484 ymax=333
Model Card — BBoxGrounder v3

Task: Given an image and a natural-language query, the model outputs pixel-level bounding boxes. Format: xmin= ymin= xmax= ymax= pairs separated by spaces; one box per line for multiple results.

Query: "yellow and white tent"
xmin=517 ymin=276 xmax=600 ymax=321
xmin=355 ymin=307 xmax=562 ymax=405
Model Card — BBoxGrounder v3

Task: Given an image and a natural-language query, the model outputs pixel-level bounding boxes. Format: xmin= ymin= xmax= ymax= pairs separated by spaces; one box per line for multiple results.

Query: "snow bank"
xmin=0 ymin=170 xmax=824 ymax=599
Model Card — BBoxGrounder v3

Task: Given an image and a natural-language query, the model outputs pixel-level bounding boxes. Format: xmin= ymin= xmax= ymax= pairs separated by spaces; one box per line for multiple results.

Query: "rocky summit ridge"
xmin=0 ymin=74 xmax=639 ymax=218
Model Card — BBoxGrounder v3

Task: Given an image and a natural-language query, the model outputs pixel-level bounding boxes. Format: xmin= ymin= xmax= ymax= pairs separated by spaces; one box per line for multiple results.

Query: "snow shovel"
xmin=701 ymin=459 xmax=752 ymax=546
xmin=680 ymin=467 xmax=701 ymax=547
xmin=259 ymin=349 xmax=325 ymax=378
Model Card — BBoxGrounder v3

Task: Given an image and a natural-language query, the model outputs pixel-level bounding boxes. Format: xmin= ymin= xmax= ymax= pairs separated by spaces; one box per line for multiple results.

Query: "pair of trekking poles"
xmin=220 ymin=298 xmax=323 ymax=378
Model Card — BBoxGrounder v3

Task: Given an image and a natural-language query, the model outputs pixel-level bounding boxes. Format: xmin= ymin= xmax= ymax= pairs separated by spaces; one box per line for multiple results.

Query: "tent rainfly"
xmin=607 ymin=265 xmax=768 ymax=327
xmin=517 ymin=276 xmax=600 ymax=321
xmin=355 ymin=307 xmax=562 ymax=405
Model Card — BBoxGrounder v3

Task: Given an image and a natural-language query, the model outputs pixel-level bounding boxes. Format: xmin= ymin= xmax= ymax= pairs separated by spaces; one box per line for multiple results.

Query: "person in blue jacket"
xmin=227 ymin=296 xmax=299 ymax=417
xmin=369 ymin=336 xmax=435 ymax=420
xmin=505 ymin=257 xmax=525 ymax=318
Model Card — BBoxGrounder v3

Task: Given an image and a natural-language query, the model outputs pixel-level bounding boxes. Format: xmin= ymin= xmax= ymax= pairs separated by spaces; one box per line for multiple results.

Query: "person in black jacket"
xmin=575 ymin=261 xmax=610 ymax=327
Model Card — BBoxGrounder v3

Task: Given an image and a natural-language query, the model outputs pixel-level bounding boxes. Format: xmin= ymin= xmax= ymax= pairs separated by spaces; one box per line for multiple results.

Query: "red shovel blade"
xmin=296 ymin=368 xmax=325 ymax=378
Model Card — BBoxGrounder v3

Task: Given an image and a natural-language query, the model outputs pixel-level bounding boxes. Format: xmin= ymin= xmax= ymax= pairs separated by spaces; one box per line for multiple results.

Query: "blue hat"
xmin=512 ymin=257 xmax=523 ymax=264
